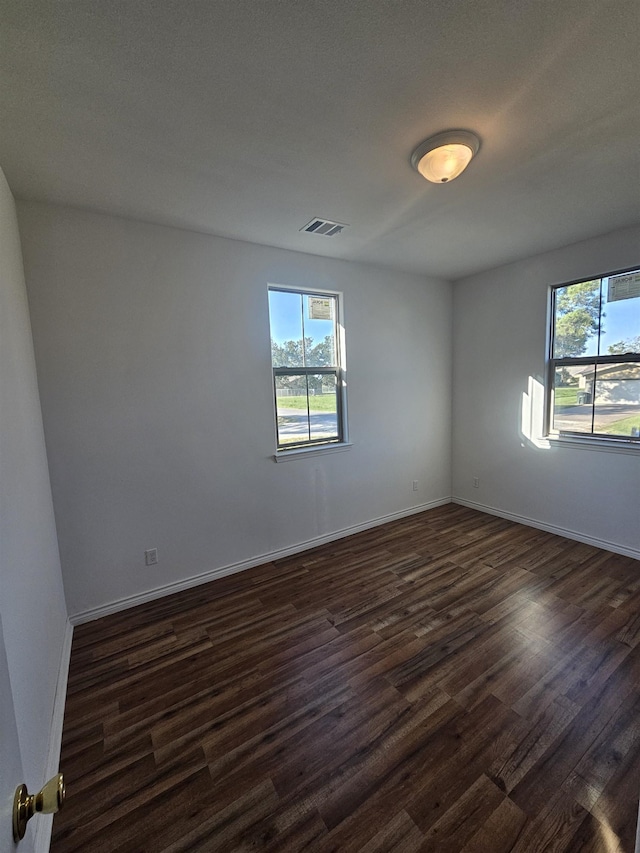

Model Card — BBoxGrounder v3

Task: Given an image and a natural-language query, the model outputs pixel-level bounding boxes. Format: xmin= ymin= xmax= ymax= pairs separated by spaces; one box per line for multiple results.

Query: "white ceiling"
xmin=1 ymin=0 xmax=638 ymax=280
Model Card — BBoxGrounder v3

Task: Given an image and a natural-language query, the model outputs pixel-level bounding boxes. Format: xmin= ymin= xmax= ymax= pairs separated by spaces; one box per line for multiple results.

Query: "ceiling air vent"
xmin=300 ymin=218 xmax=348 ymax=237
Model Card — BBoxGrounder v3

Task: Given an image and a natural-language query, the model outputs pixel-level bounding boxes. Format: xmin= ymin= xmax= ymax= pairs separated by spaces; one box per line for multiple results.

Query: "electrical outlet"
xmin=412 ymin=480 xmax=419 ymax=491
xmin=473 ymin=477 xmax=480 ymax=488
xmin=144 ymin=548 xmax=158 ymax=566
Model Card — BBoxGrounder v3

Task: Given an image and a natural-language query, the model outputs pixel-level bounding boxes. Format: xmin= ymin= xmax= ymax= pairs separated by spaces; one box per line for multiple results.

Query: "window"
xmin=548 ymin=267 xmax=640 ymax=443
xmin=268 ymin=286 xmax=346 ymax=451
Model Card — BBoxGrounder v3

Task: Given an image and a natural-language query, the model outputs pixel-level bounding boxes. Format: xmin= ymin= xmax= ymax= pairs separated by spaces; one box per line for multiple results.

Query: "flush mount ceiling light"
xmin=411 ymin=130 xmax=480 ymax=184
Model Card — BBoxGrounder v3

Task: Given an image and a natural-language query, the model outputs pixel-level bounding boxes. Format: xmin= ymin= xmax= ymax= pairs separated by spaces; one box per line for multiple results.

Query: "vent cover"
xmin=300 ymin=218 xmax=348 ymax=237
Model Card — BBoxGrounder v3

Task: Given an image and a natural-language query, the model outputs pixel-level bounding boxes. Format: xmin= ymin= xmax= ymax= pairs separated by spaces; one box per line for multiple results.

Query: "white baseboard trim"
xmin=34 ymin=618 xmax=73 ymax=853
xmin=452 ymin=497 xmax=640 ymax=561
xmin=71 ymin=498 xmax=452 ymax=625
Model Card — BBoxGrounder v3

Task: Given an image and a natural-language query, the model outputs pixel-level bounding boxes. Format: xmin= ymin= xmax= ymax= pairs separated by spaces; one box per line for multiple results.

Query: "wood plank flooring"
xmin=51 ymin=505 xmax=640 ymax=852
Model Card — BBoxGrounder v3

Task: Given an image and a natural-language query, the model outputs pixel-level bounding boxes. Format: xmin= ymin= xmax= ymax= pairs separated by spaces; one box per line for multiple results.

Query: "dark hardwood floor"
xmin=51 ymin=504 xmax=640 ymax=852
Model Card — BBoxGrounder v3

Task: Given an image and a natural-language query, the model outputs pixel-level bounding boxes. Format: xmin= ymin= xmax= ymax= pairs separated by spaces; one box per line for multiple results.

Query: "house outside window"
xmin=268 ymin=286 xmax=347 ymax=451
xmin=548 ymin=267 xmax=640 ymax=443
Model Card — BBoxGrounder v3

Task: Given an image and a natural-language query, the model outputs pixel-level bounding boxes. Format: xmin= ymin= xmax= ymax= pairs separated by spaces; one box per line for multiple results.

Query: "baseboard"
xmin=71 ymin=497 xmax=452 ymax=625
xmin=452 ymin=497 xmax=640 ymax=561
xmin=34 ymin=618 xmax=74 ymax=853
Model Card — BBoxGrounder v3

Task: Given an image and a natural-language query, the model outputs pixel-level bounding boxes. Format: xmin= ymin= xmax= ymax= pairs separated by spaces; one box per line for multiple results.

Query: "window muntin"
xmin=268 ymin=287 xmax=345 ymax=450
xmin=549 ymin=269 xmax=640 ymax=442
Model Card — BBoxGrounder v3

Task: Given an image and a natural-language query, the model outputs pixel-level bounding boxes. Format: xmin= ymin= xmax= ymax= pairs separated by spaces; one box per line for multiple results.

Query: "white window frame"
xmin=546 ymin=265 xmax=640 ymax=448
xmin=268 ymin=284 xmax=349 ymax=458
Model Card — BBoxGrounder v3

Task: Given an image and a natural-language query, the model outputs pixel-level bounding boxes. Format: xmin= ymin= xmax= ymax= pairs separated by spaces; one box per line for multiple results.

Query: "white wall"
xmin=452 ymin=226 xmax=640 ymax=557
xmin=18 ymin=202 xmax=452 ymax=618
xmin=0 ymin=170 xmax=68 ymax=837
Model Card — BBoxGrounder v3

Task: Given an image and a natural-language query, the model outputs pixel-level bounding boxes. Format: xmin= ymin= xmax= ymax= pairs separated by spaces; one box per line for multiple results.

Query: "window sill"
xmin=273 ymin=442 xmax=353 ymax=463
xmin=547 ymin=434 xmax=639 ymax=456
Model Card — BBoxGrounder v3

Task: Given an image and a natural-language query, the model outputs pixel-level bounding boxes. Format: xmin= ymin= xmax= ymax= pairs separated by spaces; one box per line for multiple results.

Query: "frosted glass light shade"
xmin=417 ymin=143 xmax=473 ymax=183
xmin=411 ymin=131 xmax=480 ymax=184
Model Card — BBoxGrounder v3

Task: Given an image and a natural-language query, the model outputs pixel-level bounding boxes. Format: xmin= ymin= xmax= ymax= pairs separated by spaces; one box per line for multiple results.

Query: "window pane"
xmin=552 ymin=365 xmax=593 ymax=433
xmin=552 ymin=280 xmax=601 ymax=359
xmin=593 ymin=362 xmax=640 ymax=438
xmin=552 ymin=362 xmax=640 ymax=437
xmin=599 ymin=273 xmax=640 ymax=356
xmin=274 ymin=373 xmax=339 ymax=447
xmin=269 ymin=290 xmax=303 ymax=367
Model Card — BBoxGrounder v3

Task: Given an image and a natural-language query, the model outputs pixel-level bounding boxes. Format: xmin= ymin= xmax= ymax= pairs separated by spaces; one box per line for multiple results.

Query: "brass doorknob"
xmin=13 ymin=773 xmax=65 ymax=842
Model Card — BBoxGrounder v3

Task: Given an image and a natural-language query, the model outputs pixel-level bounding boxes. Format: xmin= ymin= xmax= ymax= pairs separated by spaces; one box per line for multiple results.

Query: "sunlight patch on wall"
xmin=521 ymin=376 xmax=550 ymax=449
